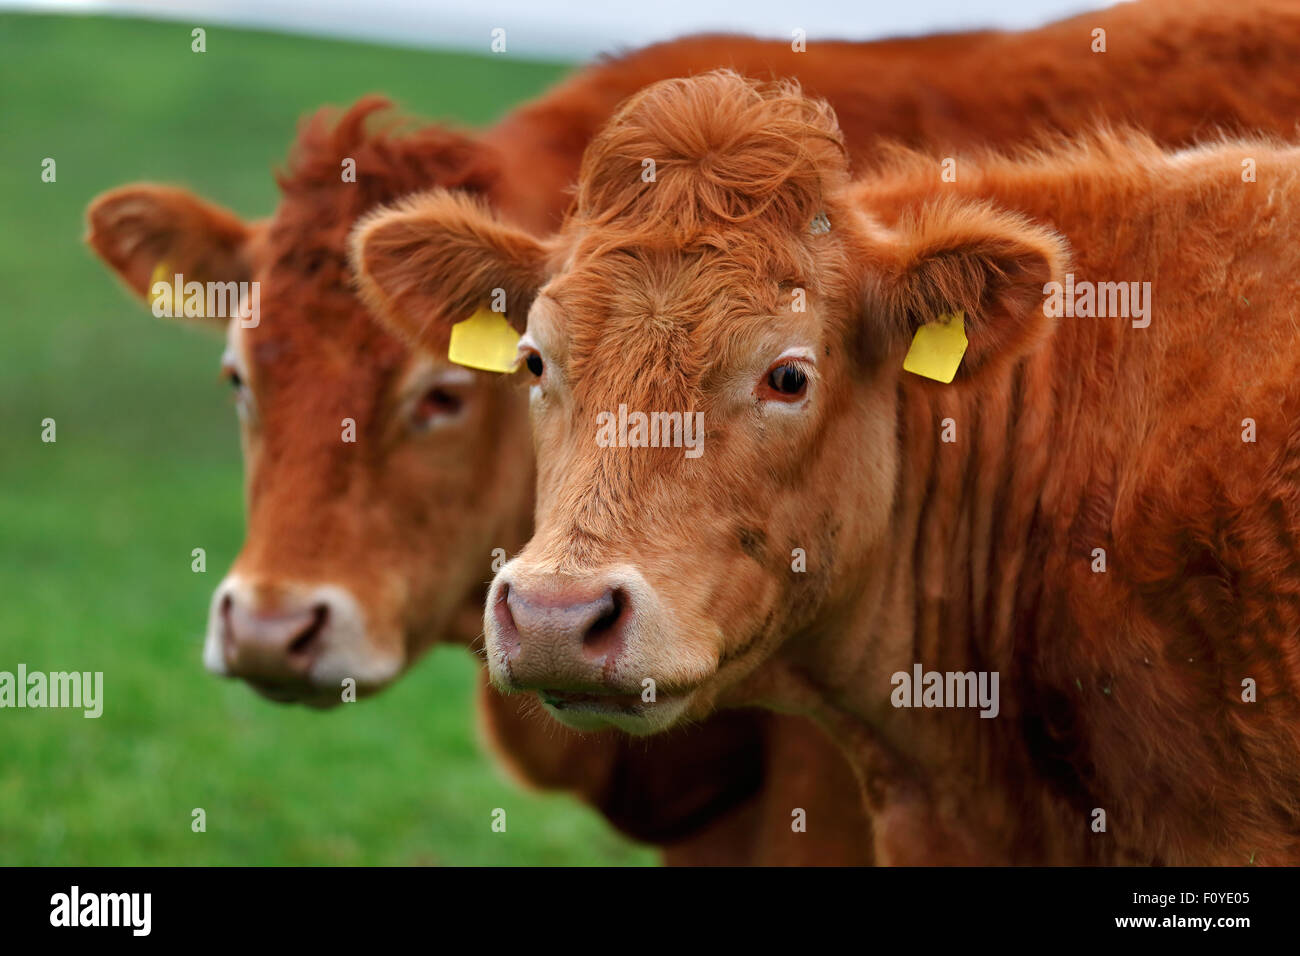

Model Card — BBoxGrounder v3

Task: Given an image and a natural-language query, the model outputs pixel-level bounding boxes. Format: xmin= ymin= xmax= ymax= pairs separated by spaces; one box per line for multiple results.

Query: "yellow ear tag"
xmin=447 ymin=308 xmax=522 ymax=373
xmin=902 ymin=310 xmax=967 ymax=383
xmin=149 ymin=260 xmax=171 ymax=309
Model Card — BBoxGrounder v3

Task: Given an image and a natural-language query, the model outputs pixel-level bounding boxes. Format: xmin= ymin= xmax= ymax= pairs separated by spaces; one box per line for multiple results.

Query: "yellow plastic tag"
xmin=149 ymin=261 xmax=171 ymax=308
xmin=447 ymin=308 xmax=521 ymax=373
xmin=902 ymin=310 xmax=967 ymax=383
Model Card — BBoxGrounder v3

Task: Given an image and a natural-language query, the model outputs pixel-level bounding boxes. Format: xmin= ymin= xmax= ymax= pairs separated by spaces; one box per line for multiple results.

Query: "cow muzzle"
xmin=203 ymin=574 xmax=401 ymax=707
xmin=483 ymin=562 xmax=710 ymax=734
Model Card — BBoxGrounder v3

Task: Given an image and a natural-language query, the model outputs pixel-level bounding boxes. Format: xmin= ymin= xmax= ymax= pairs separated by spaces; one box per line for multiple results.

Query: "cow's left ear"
xmin=349 ymin=188 xmax=550 ymax=355
xmin=855 ymin=198 xmax=1067 ymax=380
xmin=85 ymin=184 xmax=262 ymax=319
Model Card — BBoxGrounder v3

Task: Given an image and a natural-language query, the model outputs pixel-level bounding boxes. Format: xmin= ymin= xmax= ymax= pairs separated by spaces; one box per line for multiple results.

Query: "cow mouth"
xmin=537 ymin=689 xmax=650 ymax=712
xmin=534 ymin=686 xmax=695 ymax=735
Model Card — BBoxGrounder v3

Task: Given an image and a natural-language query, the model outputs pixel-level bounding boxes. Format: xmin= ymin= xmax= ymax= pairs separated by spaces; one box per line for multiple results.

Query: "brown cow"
xmin=86 ymin=98 xmax=869 ymax=865
xmin=354 ymin=71 xmax=1300 ymax=864
xmin=92 ymin=0 xmax=1300 ymax=863
xmin=91 ymin=0 xmax=1300 ymax=703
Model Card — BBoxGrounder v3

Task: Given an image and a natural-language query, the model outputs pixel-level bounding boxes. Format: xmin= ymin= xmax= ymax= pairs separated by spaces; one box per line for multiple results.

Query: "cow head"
xmin=86 ymin=98 xmax=533 ymax=706
xmin=353 ymin=72 xmax=1065 ymax=732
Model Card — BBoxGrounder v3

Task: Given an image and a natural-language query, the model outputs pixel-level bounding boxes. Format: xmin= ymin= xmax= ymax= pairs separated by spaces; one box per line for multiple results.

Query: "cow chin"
xmin=537 ymin=690 xmax=695 ymax=736
xmin=209 ymin=644 xmax=407 ymax=709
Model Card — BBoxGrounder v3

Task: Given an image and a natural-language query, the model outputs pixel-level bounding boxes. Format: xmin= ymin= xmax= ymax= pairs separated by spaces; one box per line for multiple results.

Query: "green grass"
xmin=0 ymin=12 xmax=654 ymax=866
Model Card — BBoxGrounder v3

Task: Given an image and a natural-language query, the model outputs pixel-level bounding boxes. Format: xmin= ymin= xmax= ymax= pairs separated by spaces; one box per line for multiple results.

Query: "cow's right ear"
xmin=849 ymin=196 xmax=1066 ymax=381
xmin=85 ymin=185 xmax=258 ymax=324
xmin=348 ymin=189 xmax=549 ymax=354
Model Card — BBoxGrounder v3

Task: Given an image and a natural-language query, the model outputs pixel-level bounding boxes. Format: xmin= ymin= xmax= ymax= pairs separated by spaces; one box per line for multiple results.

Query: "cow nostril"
xmin=583 ymin=588 xmax=626 ymax=656
xmin=287 ymin=604 xmax=329 ymax=661
xmin=220 ymin=594 xmax=236 ymax=657
xmin=496 ymin=584 xmax=521 ymax=652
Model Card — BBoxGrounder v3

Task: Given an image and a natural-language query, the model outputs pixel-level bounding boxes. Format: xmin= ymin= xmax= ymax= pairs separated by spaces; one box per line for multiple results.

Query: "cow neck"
xmin=772 ymin=341 xmax=1092 ymax=862
xmin=804 ymin=199 xmax=1135 ymax=860
xmin=909 ymin=360 xmax=1060 ymax=847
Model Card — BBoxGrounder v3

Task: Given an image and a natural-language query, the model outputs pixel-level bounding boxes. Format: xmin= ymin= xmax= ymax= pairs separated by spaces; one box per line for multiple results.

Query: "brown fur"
xmin=93 ymin=0 xmax=1300 ymax=864
xmin=87 ymin=96 xmax=866 ymax=865
xmin=356 ymin=69 xmax=1300 ymax=863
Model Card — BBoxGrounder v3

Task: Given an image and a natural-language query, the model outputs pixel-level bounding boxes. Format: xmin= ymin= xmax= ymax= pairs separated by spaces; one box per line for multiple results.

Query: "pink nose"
xmin=493 ymin=578 xmax=629 ymax=689
xmin=220 ymin=592 xmax=329 ymax=681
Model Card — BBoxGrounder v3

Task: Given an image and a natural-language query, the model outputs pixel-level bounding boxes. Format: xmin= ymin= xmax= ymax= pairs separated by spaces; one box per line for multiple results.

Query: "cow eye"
xmin=524 ymin=351 xmax=544 ymax=377
xmin=412 ymin=386 xmax=465 ymax=428
xmin=221 ymin=363 xmax=250 ymax=404
xmin=764 ymin=363 xmax=808 ymax=400
xmin=221 ymin=348 xmax=256 ymax=420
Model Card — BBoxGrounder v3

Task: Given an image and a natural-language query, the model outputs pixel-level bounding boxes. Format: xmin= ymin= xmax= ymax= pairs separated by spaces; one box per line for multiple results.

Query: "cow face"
xmin=85 ymin=101 xmax=533 ymax=707
xmin=354 ymin=72 xmax=1064 ymax=733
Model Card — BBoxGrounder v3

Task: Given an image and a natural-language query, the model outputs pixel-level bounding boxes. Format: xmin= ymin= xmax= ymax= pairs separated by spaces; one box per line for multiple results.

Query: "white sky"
xmin=4 ymin=0 xmax=1125 ymax=60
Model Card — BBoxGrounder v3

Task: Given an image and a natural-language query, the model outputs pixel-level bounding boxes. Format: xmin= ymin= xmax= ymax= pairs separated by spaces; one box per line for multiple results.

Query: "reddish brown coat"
xmin=97 ymin=0 xmax=1300 ymax=864
xmin=358 ymin=71 xmax=1300 ymax=864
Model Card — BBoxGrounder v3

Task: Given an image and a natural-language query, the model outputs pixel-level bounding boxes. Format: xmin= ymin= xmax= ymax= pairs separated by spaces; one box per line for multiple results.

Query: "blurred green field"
xmin=0 ymin=12 xmax=654 ymax=865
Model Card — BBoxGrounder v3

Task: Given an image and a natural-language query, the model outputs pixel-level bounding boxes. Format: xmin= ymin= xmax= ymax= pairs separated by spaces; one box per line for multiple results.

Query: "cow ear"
xmin=859 ymin=198 xmax=1066 ymax=381
xmin=349 ymin=188 xmax=549 ymax=355
xmin=85 ymin=184 xmax=259 ymax=326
